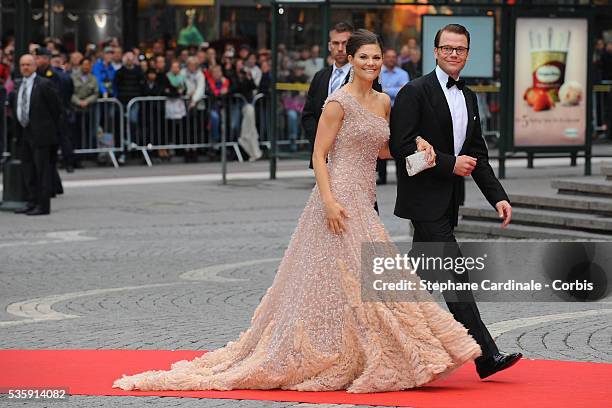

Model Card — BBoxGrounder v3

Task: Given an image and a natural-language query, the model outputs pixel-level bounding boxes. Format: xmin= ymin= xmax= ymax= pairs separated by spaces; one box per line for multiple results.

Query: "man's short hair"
xmin=330 ymin=21 xmax=354 ymax=36
xmin=434 ymin=24 xmax=470 ymax=48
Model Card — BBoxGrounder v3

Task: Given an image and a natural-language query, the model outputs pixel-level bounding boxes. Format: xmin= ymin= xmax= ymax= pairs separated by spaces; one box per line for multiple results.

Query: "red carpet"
xmin=1 ymin=349 xmax=610 ymax=407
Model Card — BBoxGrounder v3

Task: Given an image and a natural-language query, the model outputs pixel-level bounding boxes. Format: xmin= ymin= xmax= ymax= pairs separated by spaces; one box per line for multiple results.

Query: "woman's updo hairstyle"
xmin=346 ymin=29 xmax=382 ymax=58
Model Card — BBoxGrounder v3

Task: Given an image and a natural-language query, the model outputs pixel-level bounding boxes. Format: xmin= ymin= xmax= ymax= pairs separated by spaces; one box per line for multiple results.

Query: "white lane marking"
xmin=0 ymin=230 xmax=96 ymax=249
xmin=2 ymin=157 xmax=611 ymax=192
xmin=63 ymin=171 xmax=313 ymax=187
xmin=178 ymin=235 xmax=413 ymax=283
xmin=179 ymin=258 xmax=280 ymax=282
xmin=1 ymin=283 xmax=183 ymax=328
xmin=4 ymin=251 xmax=610 ymax=332
xmin=389 ymin=235 xmax=411 ymax=241
xmin=1 ymin=259 xmax=283 ymax=327
xmin=488 ymin=308 xmax=612 ymax=338
xmin=0 ymin=170 xmax=313 ymax=192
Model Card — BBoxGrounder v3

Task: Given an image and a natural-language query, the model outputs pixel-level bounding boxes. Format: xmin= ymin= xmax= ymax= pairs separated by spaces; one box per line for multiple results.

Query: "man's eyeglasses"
xmin=437 ymin=46 xmax=469 ymax=57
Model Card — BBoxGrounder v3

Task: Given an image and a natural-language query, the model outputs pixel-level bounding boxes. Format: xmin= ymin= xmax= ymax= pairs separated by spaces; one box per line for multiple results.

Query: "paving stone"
xmin=1 ymin=162 xmax=610 ymax=407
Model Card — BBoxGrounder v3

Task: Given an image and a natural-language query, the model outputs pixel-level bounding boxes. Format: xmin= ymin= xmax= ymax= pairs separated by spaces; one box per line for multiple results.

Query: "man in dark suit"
xmin=50 ymin=51 xmax=77 ymax=172
xmin=390 ymin=24 xmax=521 ymax=379
xmin=301 ymin=21 xmax=383 ymax=170
xmin=34 ymin=47 xmax=67 ymax=194
xmin=12 ymin=54 xmax=62 ymax=215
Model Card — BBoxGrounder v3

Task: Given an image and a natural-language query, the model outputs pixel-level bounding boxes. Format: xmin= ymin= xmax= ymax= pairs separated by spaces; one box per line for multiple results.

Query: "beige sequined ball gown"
xmin=113 ymin=87 xmax=482 ymax=393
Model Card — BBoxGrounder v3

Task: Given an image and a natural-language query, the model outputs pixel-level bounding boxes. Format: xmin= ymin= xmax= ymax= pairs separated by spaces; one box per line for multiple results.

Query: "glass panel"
xmin=593 ymin=0 xmax=612 ymax=143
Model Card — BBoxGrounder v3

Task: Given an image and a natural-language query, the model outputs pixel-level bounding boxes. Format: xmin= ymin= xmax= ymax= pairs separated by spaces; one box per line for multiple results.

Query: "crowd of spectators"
xmin=1 ymin=32 xmax=610 ymax=164
xmin=0 ymin=36 xmax=277 ymax=164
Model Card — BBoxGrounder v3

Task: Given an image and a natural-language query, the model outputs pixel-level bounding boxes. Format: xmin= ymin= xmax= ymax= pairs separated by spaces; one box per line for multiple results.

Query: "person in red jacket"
xmin=205 ymin=64 xmax=230 ymax=97
xmin=204 ymin=65 xmax=230 ymax=145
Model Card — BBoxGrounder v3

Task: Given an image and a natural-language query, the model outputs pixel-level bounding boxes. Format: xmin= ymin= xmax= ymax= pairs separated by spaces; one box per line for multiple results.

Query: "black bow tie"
xmin=446 ymin=77 xmax=465 ymax=90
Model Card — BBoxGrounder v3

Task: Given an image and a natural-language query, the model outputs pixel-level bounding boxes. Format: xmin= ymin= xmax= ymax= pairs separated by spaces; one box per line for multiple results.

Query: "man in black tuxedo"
xmin=301 ymin=21 xmax=382 ymax=170
xmin=11 ymin=54 xmax=62 ymax=215
xmin=390 ymin=24 xmax=522 ymax=379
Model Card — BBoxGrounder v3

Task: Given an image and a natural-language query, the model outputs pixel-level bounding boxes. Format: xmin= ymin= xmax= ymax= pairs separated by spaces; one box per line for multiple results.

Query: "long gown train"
xmin=113 ymin=87 xmax=482 ymax=393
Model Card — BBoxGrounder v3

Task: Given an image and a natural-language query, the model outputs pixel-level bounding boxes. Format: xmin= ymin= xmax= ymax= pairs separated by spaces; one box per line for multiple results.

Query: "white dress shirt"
xmin=435 ymin=65 xmax=467 ymax=156
xmin=328 ymin=63 xmax=351 ymax=96
xmin=17 ymin=72 xmax=37 ymax=127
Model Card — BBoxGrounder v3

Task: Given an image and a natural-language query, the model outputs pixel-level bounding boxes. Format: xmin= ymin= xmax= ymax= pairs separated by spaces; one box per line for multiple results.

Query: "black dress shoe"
xmin=14 ymin=203 xmax=36 ymax=214
xmin=476 ymin=352 xmax=523 ymax=379
xmin=26 ymin=207 xmax=50 ymax=216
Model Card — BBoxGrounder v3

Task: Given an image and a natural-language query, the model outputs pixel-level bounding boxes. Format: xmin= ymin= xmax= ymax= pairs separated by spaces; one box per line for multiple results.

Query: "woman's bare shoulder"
xmin=372 ymin=89 xmax=390 ymax=103
xmin=372 ymin=90 xmax=391 ymax=113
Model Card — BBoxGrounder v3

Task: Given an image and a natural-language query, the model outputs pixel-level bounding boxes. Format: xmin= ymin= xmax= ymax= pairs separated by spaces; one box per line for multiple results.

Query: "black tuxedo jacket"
xmin=301 ymin=65 xmax=382 ymax=168
xmin=10 ymin=75 xmax=62 ymax=147
xmin=389 ymin=70 xmax=508 ymax=225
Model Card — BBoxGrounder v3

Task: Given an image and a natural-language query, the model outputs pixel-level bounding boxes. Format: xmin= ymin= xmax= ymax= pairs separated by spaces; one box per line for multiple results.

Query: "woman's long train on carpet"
xmin=112 ymin=88 xmax=482 ymax=393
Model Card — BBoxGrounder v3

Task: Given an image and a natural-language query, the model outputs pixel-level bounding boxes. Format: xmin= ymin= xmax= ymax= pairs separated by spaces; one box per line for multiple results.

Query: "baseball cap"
xmin=34 ymin=47 xmax=52 ymax=57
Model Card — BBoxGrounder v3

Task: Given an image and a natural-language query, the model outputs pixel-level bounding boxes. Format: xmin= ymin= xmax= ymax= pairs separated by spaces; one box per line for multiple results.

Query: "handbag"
xmin=405 ymin=150 xmax=435 ymax=176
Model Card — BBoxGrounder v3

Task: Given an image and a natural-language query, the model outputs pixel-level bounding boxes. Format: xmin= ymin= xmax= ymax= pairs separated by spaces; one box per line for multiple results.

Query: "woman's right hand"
xmin=324 ymin=200 xmax=350 ymax=235
xmin=416 ymin=136 xmax=436 ymax=165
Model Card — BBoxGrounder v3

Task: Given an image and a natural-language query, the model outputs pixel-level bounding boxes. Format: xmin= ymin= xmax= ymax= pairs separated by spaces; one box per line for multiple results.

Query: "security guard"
xmin=33 ymin=47 xmax=69 ymax=191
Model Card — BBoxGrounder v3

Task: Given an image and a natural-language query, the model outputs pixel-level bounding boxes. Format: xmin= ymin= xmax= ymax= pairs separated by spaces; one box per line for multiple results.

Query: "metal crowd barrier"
xmin=126 ymin=95 xmax=246 ymax=166
xmin=72 ymin=97 xmax=124 ymax=168
xmin=253 ymin=93 xmax=271 ymax=149
xmin=2 ymin=92 xmax=318 ymax=169
xmin=475 ymin=91 xmax=501 ymax=148
xmin=3 ymin=85 xmax=606 ymax=171
xmin=252 ymin=92 xmax=310 ymax=150
xmin=226 ymin=94 xmax=248 ymax=162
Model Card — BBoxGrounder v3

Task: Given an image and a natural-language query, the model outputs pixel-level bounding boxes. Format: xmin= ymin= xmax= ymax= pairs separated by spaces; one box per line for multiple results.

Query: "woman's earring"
xmin=377 ymin=75 xmax=382 ymax=85
xmin=348 ymin=67 xmax=354 ymax=83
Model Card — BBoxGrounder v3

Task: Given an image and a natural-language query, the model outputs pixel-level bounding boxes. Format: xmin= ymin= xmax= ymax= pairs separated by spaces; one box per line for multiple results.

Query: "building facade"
xmin=2 ymin=1 xmax=610 ymax=54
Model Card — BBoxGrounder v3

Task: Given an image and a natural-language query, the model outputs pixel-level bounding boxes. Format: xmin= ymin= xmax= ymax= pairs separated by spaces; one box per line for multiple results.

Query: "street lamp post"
xmin=270 ymin=4 xmax=278 ymax=179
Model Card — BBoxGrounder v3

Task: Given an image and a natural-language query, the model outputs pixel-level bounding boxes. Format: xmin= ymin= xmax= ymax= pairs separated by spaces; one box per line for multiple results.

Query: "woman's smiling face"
xmin=348 ymin=43 xmax=383 ymax=82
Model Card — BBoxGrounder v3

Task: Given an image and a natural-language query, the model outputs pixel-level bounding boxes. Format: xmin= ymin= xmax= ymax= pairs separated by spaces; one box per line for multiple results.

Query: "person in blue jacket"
xmin=92 ymin=46 xmax=116 ymax=98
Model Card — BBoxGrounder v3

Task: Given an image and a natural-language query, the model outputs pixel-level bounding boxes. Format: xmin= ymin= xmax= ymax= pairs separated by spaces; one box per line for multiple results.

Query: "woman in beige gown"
xmin=113 ymin=30 xmax=481 ymax=394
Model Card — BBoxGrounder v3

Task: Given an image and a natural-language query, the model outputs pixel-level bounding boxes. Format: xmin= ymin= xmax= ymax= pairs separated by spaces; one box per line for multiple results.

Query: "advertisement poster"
xmin=513 ymin=18 xmax=588 ymax=147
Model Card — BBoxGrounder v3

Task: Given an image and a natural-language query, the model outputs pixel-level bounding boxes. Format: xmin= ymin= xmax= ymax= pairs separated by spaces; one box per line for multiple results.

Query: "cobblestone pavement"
xmin=1 ymin=162 xmax=610 ymax=407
